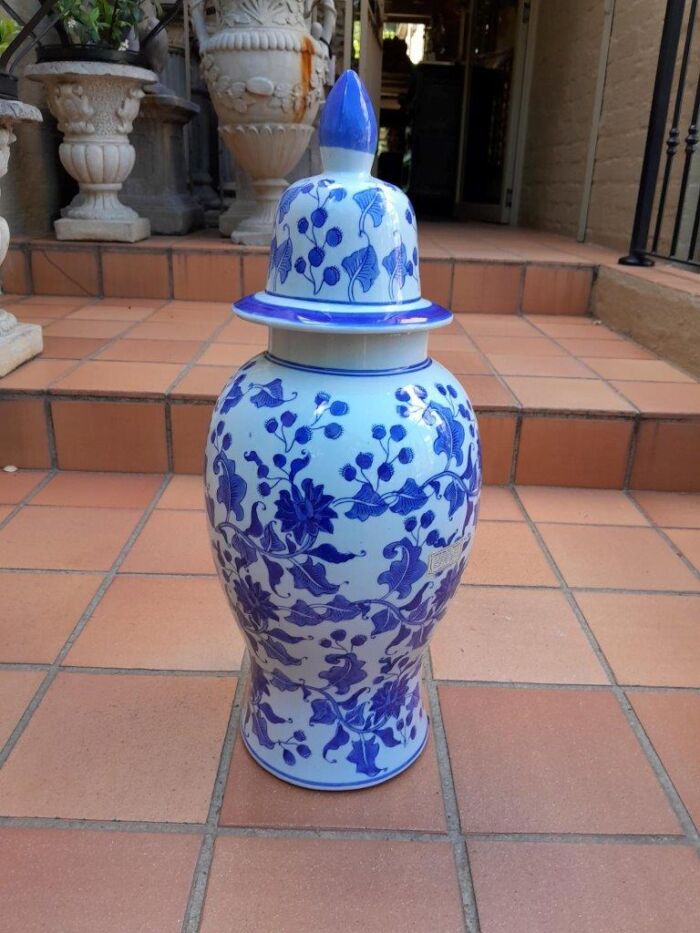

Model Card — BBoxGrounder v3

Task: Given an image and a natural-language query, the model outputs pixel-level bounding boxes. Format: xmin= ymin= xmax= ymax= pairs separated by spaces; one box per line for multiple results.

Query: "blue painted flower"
xmin=370 ymin=677 xmax=410 ymax=720
xmin=323 ymin=266 xmax=340 ymax=286
xmin=309 ymin=246 xmax=325 ymax=267
xmin=311 ymin=207 xmax=328 ymax=227
xmin=233 ymin=574 xmax=279 ymax=632
xmin=326 ymin=226 xmax=343 ymax=246
xmin=275 ymin=478 xmax=337 ymax=544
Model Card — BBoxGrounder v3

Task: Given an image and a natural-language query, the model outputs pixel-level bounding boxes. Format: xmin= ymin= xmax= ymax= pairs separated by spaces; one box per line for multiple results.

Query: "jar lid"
xmin=234 ymin=70 xmax=452 ymax=334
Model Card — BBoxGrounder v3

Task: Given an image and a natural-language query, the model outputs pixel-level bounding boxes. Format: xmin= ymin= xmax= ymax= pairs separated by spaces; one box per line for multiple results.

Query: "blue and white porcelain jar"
xmin=205 ymin=71 xmax=481 ymax=790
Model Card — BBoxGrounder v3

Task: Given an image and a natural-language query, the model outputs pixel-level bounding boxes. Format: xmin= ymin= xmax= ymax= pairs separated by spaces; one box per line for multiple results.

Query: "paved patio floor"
xmin=0 ymin=472 xmax=698 ymax=931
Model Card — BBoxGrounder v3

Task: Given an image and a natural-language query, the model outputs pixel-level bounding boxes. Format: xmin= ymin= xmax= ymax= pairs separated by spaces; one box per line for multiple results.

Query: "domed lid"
xmin=234 ymin=70 xmax=452 ymax=334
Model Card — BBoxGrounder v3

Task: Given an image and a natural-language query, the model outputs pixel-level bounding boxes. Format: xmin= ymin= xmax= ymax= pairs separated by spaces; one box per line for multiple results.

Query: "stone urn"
xmin=190 ymin=0 xmax=336 ymax=245
xmin=204 ymin=72 xmax=482 ymax=790
xmin=26 ymin=61 xmax=157 ymax=242
xmin=0 ymin=99 xmax=43 ymax=377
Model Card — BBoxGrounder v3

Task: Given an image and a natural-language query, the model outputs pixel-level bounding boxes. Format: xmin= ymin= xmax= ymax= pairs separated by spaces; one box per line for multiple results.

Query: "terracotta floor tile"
xmin=527 ymin=316 xmax=619 ymax=338
xmin=20 ymin=296 xmax=90 ymax=311
xmin=198 ymin=342 xmax=264 ymax=366
xmin=0 ymin=398 xmax=50 ymax=469
xmin=101 ymin=250 xmax=169 ymax=299
xmin=663 ymin=527 xmax=700 ymax=570
xmin=630 ymin=691 xmax=700 ymax=826
xmin=51 ymin=360 xmax=184 ymax=396
xmin=476 ymin=335 xmax=566 ymax=356
xmin=611 ymin=381 xmax=700 ymax=415
xmin=0 ymin=506 xmax=11 ymax=522
xmin=0 ymin=359 xmax=74 ymax=390
xmin=32 ymin=472 xmax=161 ymax=509
xmin=577 ymin=592 xmax=700 ymax=687
xmin=479 ymin=414 xmax=517 ymax=484
xmin=172 ymin=251 xmax=242 ymax=302
xmin=431 ymin=586 xmax=605 ymax=683
xmin=464 ymin=521 xmax=558 ymax=586
xmin=0 ymin=470 xmax=46 ymax=504
xmin=469 ymin=840 xmax=700 ymax=933
xmin=68 ymin=302 xmax=157 ymax=321
xmin=538 ymin=524 xmax=700 ymax=590
xmin=41 ymin=336 xmax=108 ymax=358
xmin=522 ymin=265 xmax=592 ymax=315
xmin=66 ymin=576 xmax=244 ymax=670
xmin=457 ymin=314 xmax=536 ymax=337
xmin=431 ymin=348 xmax=492 ymax=374
xmin=451 ymin=264 xmax=522 ymax=314
xmin=220 ymin=732 xmax=446 ymax=831
xmin=43 ymin=319 xmax=129 ymax=339
xmin=30 ymin=247 xmax=99 ymax=298
xmin=171 ymin=365 xmax=229 ymax=400
xmin=171 ymin=403 xmax=213 ymax=474
xmin=216 ymin=318 xmax=271 ymax=344
xmin=0 ymin=572 xmax=102 ymax=663
xmin=559 ymin=337 xmax=656 ymax=359
xmin=0 ymin=828 xmax=200 ymax=933
xmin=458 ymin=374 xmax=518 ymax=408
xmin=0 ymin=671 xmax=44 ymax=746
xmin=582 ymin=357 xmax=693 ymax=382
xmin=439 ymin=685 xmax=680 ymax=833
xmin=0 ymin=672 xmax=235 ymax=821
xmin=517 ymin=486 xmax=647 ymax=525
xmin=157 ymin=474 xmax=204 ymax=510
xmin=477 ymin=486 xmax=523 ymax=521
xmin=428 ymin=333 xmax=476 ymax=351
xmin=632 ymin=491 xmax=700 ymax=528
xmin=120 ymin=509 xmax=215 ymax=574
xmin=504 ymin=376 xmax=635 ymax=413
xmin=0 ymin=506 xmax=141 ymax=571
xmin=149 ymin=301 xmax=232 ymax=322
xmin=201 ymin=836 xmax=464 ymax=933
xmin=630 ymin=419 xmax=700 ymax=493
xmin=126 ymin=320 xmax=220 ymax=341
xmin=96 ymin=337 xmax=202 ymax=363
xmin=488 ymin=353 xmax=593 ymax=377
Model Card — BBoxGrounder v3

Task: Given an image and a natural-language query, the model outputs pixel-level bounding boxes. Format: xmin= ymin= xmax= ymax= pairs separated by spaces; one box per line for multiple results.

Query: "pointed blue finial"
xmin=320 ymin=70 xmax=378 ymax=155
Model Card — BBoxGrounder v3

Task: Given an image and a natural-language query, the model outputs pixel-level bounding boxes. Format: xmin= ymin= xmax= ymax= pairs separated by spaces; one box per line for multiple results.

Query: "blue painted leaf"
xmin=382 ymin=242 xmax=409 ymax=300
xmin=244 ymin=501 xmax=264 ymax=537
xmin=344 ymin=482 xmax=388 ymax=522
xmin=289 ymin=453 xmax=310 ymax=480
xmin=262 ymin=554 xmax=284 ymax=594
xmin=427 ymin=402 xmax=466 ymax=467
xmin=389 ymin=478 xmax=428 ymax=516
xmin=371 ymin=605 xmax=403 ymax=635
xmin=263 ymin=634 xmax=302 ymax=667
xmin=214 ymin=452 xmax=247 ymax=522
xmin=385 ymin=622 xmax=411 ymax=652
xmin=353 ymin=188 xmax=386 ymax=228
xmin=259 ymin=701 xmax=287 ymax=724
xmin=347 ymin=737 xmax=382 ymax=777
xmin=286 ymin=599 xmax=324 ymax=627
xmin=310 ymin=697 xmax=336 ymax=724
xmin=273 ymin=237 xmax=293 ymax=283
xmin=341 ymin=245 xmax=379 ymax=298
xmin=323 ymin=724 xmax=350 ymax=760
xmin=339 ymin=686 xmax=368 ymax=710
xmin=250 ymin=379 xmax=286 ymax=408
xmin=293 ymin=730 xmax=306 ymax=742
xmin=230 ymin=530 xmax=257 ymax=566
xmin=377 ymin=537 xmax=428 ymax=599
xmin=307 ymin=543 xmax=356 ymax=564
xmin=260 ymin=521 xmax=285 ymax=553
xmin=267 ymin=627 xmax=305 ymax=645
xmin=290 ymin=557 xmax=339 ymax=596
xmin=319 ymin=651 xmax=366 ymax=694
xmin=282 ymin=748 xmax=296 ymax=766
xmin=376 ymin=727 xmax=401 ymax=748
xmin=277 ymin=183 xmax=304 ymax=221
xmin=270 ymin=669 xmax=299 ymax=692
xmin=444 ymin=479 xmax=466 ymax=518
xmin=251 ymin=710 xmax=275 ymax=749
xmin=297 ymin=744 xmax=312 ymax=759
xmin=323 ymin=595 xmax=367 ymax=622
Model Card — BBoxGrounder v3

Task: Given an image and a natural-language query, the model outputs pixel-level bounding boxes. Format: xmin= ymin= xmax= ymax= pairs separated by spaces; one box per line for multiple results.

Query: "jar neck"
xmin=267 ymin=328 xmax=430 ymax=374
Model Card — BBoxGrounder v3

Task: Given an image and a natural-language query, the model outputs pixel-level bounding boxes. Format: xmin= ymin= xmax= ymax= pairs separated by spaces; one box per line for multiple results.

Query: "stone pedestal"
xmin=0 ymin=99 xmax=43 ymax=377
xmin=122 ymin=92 xmax=204 ymax=234
xmin=219 ymin=160 xmax=256 ymax=238
xmin=26 ymin=61 xmax=157 ymax=243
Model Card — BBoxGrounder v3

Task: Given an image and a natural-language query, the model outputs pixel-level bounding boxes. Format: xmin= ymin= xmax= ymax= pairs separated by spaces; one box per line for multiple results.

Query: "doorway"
xmin=349 ymin=0 xmax=534 ymax=223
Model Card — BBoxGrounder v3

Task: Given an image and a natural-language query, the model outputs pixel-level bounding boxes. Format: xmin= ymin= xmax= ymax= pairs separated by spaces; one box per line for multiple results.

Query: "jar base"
xmin=240 ymin=720 xmax=430 ymax=792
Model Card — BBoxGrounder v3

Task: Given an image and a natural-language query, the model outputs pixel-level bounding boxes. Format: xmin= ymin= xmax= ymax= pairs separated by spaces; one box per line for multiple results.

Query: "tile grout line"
xmin=623 ymin=491 xmax=700 ymax=582
xmin=181 ymin=653 xmax=251 ymax=933
xmin=425 ymin=655 xmax=481 ymax=933
xmin=0 ymin=473 xmax=172 ymax=770
xmin=510 ymin=487 xmax=700 ymax=847
xmin=0 ymin=468 xmax=57 ymax=532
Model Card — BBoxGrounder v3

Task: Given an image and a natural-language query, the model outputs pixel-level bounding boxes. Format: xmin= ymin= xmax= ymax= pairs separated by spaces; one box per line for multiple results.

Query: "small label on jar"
xmin=428 ymin=540 xmax=464 ymax=574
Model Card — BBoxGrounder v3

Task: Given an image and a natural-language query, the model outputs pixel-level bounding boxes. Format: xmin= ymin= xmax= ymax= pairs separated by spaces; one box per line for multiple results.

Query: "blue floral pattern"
xmin=205 ymin=356 xmax=481 ymax=787
xmin=266 ymin=178 xmax=419 ymax=305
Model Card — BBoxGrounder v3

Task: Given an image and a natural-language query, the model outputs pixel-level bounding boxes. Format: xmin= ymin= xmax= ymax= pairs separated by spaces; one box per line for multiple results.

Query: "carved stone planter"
xmin=191 ymin=0 xmax=335 ymax=245
xmin=0 ymin=99 xmax=43 ymax=377
xmin=26 ymin=62 xmax=157 ymax=242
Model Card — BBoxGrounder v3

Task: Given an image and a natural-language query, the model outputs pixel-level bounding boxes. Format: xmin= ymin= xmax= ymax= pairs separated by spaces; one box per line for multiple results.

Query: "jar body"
xmin=204 ymin=342 xmax=481 ymax=789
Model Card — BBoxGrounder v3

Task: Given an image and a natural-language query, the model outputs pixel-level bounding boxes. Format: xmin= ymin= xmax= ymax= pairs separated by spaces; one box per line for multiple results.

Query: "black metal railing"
xmin=620 ymin=0 xmax=700 ymax=268
xmin=0 ymin=1 xmax=183 ymax=101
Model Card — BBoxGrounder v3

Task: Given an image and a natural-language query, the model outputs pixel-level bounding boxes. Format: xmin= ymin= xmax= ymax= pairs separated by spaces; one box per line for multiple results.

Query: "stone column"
xmin=0 ymin=99 xmax=43 ymax=377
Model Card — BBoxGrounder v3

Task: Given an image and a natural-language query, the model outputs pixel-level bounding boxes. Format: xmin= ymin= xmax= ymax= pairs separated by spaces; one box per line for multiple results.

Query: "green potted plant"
xmin=25 ymin=0 xmax=158 ymax=242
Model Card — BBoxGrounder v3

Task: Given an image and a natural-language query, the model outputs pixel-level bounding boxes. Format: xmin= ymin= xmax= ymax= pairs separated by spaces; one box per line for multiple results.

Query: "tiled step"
xmin=3 ymin=224 xmax=598 ymax=315
xmin=1 ymin=296 xmax=697 ymax=491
